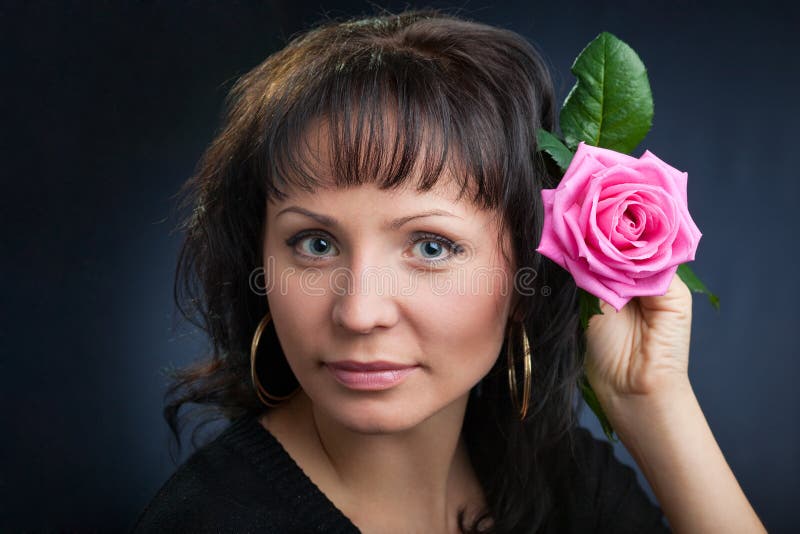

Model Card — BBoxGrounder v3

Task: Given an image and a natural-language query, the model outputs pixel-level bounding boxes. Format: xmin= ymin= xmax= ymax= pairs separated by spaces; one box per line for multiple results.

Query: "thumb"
xmin=636 ymin=273 xmax=693 ymax=315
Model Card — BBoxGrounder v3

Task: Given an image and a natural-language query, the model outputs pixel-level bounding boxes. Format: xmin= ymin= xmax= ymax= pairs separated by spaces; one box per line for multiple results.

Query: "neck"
xmin=263 ymin=390 xmax=487 ymax=532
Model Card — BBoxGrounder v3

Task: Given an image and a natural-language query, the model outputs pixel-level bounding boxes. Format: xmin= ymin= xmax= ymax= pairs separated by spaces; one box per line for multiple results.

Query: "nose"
xmin=330 ymin=257 xmax=400 ymax=334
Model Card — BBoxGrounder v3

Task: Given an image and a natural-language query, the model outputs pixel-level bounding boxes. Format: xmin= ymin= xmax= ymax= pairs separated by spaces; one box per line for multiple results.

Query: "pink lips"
xmin=325 ymin=360 xmax=419 ymax=391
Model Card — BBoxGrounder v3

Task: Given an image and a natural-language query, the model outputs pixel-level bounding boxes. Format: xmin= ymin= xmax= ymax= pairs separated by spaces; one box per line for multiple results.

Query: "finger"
xmin=637 ymin=273 xmax=692 ymax=314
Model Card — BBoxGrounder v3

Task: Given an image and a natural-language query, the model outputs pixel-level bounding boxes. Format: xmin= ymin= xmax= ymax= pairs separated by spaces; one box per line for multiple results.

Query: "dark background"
xmin=3 ymin=0 xmax=798 ymax=531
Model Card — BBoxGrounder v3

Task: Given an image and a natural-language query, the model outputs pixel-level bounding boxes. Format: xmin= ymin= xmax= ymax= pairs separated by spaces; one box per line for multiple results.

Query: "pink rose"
xmin=536 ymin=141 xmax=702 ymax=311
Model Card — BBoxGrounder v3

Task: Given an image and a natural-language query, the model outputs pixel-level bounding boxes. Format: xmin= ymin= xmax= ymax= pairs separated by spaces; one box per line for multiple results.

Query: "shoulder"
xmin=545 ymin=425 xmax=672 ymax=533
xmin=131 ymin=415 xmax=359 ymax=533
xmin=129 ymin=417 xmax=294 ymax=533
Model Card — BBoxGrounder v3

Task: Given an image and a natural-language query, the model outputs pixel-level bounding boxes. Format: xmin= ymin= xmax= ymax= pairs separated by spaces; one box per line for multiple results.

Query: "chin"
xmin=321 ymin=395 xmax=431 ymax=435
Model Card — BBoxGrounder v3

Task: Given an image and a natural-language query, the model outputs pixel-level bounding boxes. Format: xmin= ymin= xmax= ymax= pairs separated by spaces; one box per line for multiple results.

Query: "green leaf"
xmin=677 ymin=263 xmax=720 ymax=311
xmin=578 ymin=373 xmax=618 ymax=442
xmin=560 ymin=32 xmax=654 ymax=153
xmin=536 ymin=128 xmax=574 ymax=173
xmin=578 ymin=288 xmax=604 ymax=330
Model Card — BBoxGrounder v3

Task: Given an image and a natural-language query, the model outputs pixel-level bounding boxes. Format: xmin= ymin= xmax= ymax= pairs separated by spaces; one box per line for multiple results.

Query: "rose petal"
xmin=564 ymin=255 xmax=632 ymax=311
xmin=587 ymin=171 xmax=677 ymax=262
xmin=603 ymin=264 xmax=678 ymax=298
xmin=578 ymin=141 xmax=640 ymax=169
xmin=538 ymin=143 xmax=702 ymax=308
xmin=616 ymin=200 xmax=672 ymax=260
xmin=536 ymin=189 xmax=570 ymax=269
xmin=535 ymin=229 xmax=568 ymax=270
xmin=610 ymin=189 xmax=679 ymax=261
xmin=552 ymin=145 xmax=608 ymax=206
xmin=639 ymin=151 xmax=688 ymax=205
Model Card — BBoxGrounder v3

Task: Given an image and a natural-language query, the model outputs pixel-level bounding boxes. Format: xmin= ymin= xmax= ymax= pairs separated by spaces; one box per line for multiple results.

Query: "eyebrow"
xmin=276 ymin=206 xmax=462 ymax=230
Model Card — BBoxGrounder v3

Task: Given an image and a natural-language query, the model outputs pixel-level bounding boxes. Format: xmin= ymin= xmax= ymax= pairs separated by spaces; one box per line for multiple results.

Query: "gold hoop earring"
xmin=507 ymin=322 xmax=532 ymax=420
xmin=250 ymin=312 xmax=299 ymax=408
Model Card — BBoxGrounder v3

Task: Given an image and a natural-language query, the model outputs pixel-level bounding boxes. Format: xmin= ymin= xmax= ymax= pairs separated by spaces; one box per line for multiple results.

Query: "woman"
xmin=132 ymin=9 xmax=764 ymax=533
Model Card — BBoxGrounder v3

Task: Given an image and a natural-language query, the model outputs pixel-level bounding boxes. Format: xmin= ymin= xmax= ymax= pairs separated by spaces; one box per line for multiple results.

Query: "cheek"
xmin=413 ymin=268 xmax=512 ymax=377
xmin=263 ymin=249 xmax=331 ymax=368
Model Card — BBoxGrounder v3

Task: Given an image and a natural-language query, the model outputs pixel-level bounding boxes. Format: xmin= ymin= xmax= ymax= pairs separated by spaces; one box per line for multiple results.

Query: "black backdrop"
xmin=3 ymin=1 xmax=798 ymax=531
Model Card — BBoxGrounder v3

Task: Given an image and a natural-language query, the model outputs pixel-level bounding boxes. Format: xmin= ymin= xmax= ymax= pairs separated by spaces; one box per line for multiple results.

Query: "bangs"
xmin=260 ymin=45 xmax=506 ymax=211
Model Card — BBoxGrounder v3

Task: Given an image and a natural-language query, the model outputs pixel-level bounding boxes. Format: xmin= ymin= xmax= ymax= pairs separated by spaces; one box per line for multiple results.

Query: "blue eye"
xmin=286 ymin=232 xmax=339 ymax=261
xmin=285 ymin=230 xmax=464 ymax=266
xmin=416 ymin=240 xmax=445 ymax=259
xmin=409 ymin=232 xmax=464 ymax=266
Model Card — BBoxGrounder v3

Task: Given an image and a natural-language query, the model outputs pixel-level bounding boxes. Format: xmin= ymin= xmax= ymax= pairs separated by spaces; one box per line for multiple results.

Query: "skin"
xmin=261 ymin=160 xmax=512 ymax=531
xmin=257 ymin=125 xmax=765 ymax=533
xmin=585 ymin=278 xmax=767 ymax=533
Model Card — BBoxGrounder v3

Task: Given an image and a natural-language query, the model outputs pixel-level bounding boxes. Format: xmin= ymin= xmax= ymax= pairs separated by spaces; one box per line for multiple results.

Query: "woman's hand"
xmin=583 ymin=272 xmax=694 ymax=406
xmin=581 ymin=273 xmax=767 ymax=533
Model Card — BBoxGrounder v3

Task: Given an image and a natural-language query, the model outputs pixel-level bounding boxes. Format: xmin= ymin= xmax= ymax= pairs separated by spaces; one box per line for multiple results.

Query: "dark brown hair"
xmin=165 ymin=8 xmax=585 ymax=533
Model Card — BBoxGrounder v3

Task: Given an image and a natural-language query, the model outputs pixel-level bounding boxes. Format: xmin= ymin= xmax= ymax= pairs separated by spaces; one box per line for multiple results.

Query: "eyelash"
xmin=284 ymin=230 xmax=465 ymax=267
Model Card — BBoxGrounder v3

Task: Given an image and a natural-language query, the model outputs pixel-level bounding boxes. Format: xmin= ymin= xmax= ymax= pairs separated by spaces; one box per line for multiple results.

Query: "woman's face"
xmin=263 ymin=157 xmax=516 ymax=434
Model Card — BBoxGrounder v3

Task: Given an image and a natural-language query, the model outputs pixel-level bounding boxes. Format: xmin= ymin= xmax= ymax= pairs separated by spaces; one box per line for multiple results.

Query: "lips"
xmin=325 ymin=360 xmax=419 ymax=390
xmin=326 ymin=360 xmax=417 ymax=371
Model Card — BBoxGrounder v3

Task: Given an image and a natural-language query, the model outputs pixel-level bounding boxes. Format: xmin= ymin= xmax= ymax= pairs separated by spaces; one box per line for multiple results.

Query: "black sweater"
xmin=131 ymin=415 xmax=670 ymax=533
